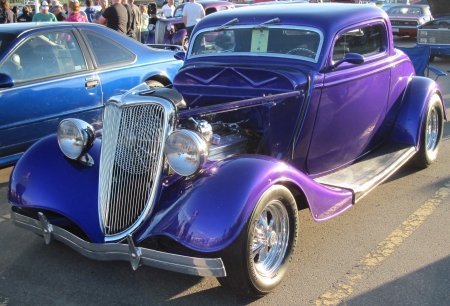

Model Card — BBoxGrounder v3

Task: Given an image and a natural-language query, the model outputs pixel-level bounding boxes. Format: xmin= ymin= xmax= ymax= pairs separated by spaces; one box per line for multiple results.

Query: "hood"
xmin=173 ymin=65 xmax=308 ymax=108
xmin=427 ymin=0 xmax=450 ymax=18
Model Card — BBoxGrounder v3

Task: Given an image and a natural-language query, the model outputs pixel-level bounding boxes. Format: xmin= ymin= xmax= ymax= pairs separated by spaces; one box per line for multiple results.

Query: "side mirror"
xmin=0 ymin=73 xmax=14 ymax=88
xmin=331 ymin=53 xmax=365 ymax=70
xmin=174 ymin=51 xmax=186 ymax=61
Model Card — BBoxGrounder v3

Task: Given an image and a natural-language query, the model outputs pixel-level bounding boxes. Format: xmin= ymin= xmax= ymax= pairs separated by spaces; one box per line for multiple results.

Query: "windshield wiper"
xmin=215 ymin=18 xmax=239 ymax=31
xmin=253 ymin=18 xmax=280 ymax=29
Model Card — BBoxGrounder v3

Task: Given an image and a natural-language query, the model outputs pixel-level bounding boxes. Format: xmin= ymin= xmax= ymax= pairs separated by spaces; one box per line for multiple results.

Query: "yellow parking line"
xmin=315 ymin=183 xmax=450 ymax=306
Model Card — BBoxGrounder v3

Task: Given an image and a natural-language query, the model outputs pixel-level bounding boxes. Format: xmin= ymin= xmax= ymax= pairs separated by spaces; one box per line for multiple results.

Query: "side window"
xmin=332 ymin=24 xmax=384 ymax=62
xmin=205 ymin=8 xmax=216 ymax=15
xmin=82 ymin=30 xmax=135 ymax=68
xmin=0 ymin=30 xmax=87 ymax=83
xmin=218 ymin=6 xmax=228 ymax=11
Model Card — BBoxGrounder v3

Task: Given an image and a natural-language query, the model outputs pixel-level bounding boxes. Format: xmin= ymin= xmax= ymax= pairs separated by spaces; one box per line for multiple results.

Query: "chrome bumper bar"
xmin=11 ymin=208 xmax=226 ymax=277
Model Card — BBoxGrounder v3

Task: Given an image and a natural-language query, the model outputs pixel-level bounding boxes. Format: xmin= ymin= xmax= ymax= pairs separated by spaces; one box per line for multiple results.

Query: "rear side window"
xmin=82 ymin=30 xmax=135 ymax=68
xmin=333 ymin=24 xmax=384 ymax=61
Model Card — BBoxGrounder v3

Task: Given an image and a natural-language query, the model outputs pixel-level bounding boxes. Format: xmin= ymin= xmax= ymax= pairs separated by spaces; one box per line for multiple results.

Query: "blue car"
xmin=0 ymin=22 xmax=182 ymax=168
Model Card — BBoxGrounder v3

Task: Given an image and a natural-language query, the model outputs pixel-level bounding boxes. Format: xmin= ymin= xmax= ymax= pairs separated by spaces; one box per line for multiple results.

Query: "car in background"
xmin=387 ymin=5 xmax=432 ymax=36
xmin=0 ymin=22 xmax=182 ymax=168
xmin=381 ymin=0 xmax=422 ymax=11
xmin=8 ymin=3 xmax=445 ymax=298
xmin=416 ymin=0 xmax=450 ymax=61
xmin=146 ymin=0 xmax=235 ymax=49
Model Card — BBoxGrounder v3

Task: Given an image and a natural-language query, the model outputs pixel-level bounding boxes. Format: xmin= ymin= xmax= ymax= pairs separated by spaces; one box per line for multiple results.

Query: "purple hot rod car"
xmin=147 ymin=0 xmax=235 ymax=49
xmin=8 ymin=3 xmax=446 ymax=297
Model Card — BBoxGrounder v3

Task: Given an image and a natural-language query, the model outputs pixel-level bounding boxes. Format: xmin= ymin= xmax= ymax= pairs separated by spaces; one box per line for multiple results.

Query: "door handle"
xmin=85 ymin=79 xmax=100 ymax=88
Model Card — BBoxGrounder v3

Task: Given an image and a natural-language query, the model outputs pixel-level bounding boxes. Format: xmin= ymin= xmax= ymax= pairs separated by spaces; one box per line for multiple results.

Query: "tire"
xmin=411 ymin=93 xmax=444 ymax=168
xmin=145 ymin=80 xmax=164 ymax=88
xmin=217 ymin=185 xmax=298 ymax=297
xmin=429 ymin=55 xmax=435 ymax=62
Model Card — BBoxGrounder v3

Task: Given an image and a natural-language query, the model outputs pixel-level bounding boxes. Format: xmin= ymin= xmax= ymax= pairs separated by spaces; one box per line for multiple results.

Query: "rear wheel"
xmin=411 ymin=93 xmax=444 ymax=168
xmin=217 ymin=185 xmax=298 ymax=297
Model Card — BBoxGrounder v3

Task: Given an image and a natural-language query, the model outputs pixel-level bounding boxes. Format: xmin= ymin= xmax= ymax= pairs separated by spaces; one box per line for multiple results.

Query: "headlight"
xmin=57 ymin=119 xmax=95 ymax=160
xmin=419 ymin=37 xmax=428 ymax=43
xmin=166 ymin=24 xmax=173 ymax=32
xmin=165 ymin=130 xmax=208 ymax=176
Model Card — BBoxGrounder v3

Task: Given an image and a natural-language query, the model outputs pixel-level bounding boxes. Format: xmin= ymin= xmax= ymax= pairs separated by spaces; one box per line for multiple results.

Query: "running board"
xmin=314 ymin=143 xmax=416 ymax=203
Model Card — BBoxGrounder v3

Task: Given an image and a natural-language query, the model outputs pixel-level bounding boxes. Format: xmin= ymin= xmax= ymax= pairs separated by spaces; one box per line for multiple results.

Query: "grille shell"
xmin=99 ymin=95 xmax=175 ymax=242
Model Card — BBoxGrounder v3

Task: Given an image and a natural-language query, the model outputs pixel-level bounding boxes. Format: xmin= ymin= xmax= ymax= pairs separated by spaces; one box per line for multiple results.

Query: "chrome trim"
xmin=99 ymin=84 xmax=176 ymax=242
xmin=11 ymin=208 xmax=226 ymax=277
xmin=426 ymin=106 xmax=439 ymax=151
xmin=252 ymin=199 xmax=289 ymax=278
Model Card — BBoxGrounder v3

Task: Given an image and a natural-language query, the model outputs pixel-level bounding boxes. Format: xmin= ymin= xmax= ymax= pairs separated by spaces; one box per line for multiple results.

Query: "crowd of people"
xmin=0 ymin=0 xmax=151 ymax=43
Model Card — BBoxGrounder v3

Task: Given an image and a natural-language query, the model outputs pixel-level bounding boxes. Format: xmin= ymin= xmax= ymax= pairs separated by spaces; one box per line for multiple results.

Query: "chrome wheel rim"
xmin=426 ymin=107 xmax=439 ymax=151
xmin=251 ymin=199 xmax=289 ymax=277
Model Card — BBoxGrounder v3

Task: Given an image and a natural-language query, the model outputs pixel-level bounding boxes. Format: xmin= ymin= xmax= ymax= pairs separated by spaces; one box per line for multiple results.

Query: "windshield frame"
xmin=187 ymin=25 xmax=324 ymax=63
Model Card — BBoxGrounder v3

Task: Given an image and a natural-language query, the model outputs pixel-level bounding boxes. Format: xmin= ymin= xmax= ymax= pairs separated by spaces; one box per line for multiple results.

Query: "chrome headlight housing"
xmin=57 ymin=119 xmax=95 ymax=160
xmin=165 ymin=130 xmax=208 ymax=176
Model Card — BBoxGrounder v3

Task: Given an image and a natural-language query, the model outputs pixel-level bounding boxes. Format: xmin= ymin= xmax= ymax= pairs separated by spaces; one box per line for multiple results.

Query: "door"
xmin=307 ymin=23 xmax=391 ymax=175
xmin=0 ymin=28 xmax=103 ymax=160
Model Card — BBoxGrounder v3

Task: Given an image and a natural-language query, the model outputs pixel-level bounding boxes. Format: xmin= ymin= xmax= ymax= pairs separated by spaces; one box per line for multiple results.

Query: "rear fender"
xmin=171 ymin=29 xmax=187 ymax=46
xmin=390 ymin=76 xmax=446 ymax=146
xmin=8 ymin=135 xmax=104 ymax=243
xmin=135 ymin=155 xmax=353 ymax=252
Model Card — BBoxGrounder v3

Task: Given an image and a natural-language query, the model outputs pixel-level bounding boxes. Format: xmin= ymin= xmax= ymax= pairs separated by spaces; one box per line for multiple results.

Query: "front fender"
xmin=135 ymin=155 xmax=353 ymax=252
xmin=8 ymin=134 xmax=104 ymax=243
xmin=390 ymin=76 xmax=446 ymax=146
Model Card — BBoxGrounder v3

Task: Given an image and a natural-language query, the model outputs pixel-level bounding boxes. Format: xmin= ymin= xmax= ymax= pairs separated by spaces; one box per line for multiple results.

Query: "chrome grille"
xmin=418 ymin=29 xmax=450 ymax=45
xmin=99 ymin=102 xmax=166 ymax=238
xmin=155 ymin=21 xmax=166 ymax=44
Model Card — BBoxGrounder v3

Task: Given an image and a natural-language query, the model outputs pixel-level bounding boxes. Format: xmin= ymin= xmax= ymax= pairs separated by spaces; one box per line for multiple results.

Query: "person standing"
xmin=0 ymin=0 xmax=17 ymax=23
xmin=98 ymin=0 xmax=128 ymax=35
xmin=139 ymin=4 xmax=149 ymax=44
xmin=182 ymin=0 xmax=204 ymax=39
xmin=66 ymin=0 xmax=87 ymax=22
xmin=84 ymin=0 xmax=98 ymax=22
xmin=63 ymin=3 xmax=68 ymax=14
xmin=92 ymin=0 xmax=107 ymax=23
xmin=17 ymin=5 xmax=32 ymax=22
xmin=51 ymin=1 xmax=66 ymax=21
xmin=32 ymin=1 xmax=57 ymax=22
xmin=129 ymin=0 xmax=141 ymax=41
xmin=121 ymin=0 xmax=136 ymax=39
xmin=160 ymin=0 xmax=174 ymax=17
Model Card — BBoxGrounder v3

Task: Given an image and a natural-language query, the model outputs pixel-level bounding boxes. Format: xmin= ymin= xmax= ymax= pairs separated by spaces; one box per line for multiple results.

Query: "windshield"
xmin=190 ymin=26 xmax=322 ymax=62
xmin=387 ymin=6 xmax=426 ymax=14
xmin=0 ymin=33 xmax=17 ymax=55
xmin=174 ymin=6 xmax=183 ymax=17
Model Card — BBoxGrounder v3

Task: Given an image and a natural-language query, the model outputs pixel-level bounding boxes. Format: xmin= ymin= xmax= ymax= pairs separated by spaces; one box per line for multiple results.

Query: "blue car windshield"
xmin=190 ymin=26 xmax=322 ymax=62
xmin=0 ymin=33 xmax=17 ymax=54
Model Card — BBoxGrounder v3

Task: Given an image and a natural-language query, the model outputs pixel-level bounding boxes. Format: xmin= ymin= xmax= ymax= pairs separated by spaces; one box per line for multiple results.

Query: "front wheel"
xmin=217 ymin=185 xmax=298 ymax=297
xmin=411 ymin=93 xmax=444 ymax=168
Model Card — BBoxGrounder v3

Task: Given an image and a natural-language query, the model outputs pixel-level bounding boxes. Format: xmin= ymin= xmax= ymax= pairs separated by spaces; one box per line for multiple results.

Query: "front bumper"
xmin=11 ymin=207 xmax=226 ymax=277
xmin=391 ymin=27 xmax=417 ymax=36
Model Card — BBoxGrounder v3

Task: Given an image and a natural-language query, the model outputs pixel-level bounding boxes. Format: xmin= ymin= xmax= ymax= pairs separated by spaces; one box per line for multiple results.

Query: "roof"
xmin=0 ymin=22 xmax=104 ymax=35
xmin=195 ymin=3 xmax=388 ymax=37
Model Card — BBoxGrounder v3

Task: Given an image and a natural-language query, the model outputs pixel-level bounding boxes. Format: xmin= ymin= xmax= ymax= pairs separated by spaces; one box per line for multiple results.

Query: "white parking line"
xmin=314 ymin=182 xmax=450 ymax=305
